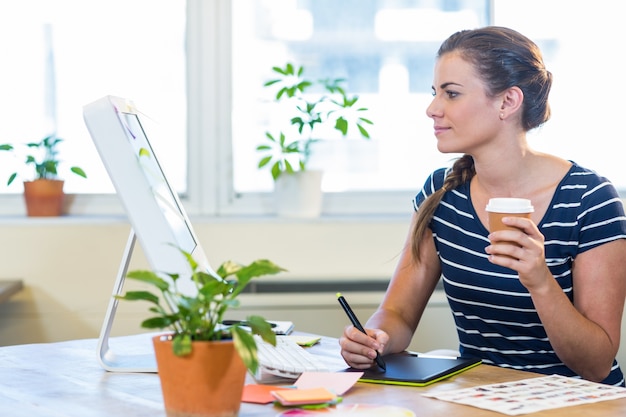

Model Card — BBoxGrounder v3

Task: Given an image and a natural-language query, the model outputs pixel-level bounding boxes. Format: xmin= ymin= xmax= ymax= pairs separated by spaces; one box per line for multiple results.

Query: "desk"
xmin=1 ymin=334 xmax=625 ymax=417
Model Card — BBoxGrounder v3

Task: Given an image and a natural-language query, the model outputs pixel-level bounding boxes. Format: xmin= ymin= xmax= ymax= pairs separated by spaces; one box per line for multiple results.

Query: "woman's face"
xmin=426 ymin=52 xmax=503 ymax=155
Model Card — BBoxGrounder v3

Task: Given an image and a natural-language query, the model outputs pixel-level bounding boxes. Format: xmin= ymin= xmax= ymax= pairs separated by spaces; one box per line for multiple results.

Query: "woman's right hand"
xmin=339 ymin=324 xmax=389 ymax=369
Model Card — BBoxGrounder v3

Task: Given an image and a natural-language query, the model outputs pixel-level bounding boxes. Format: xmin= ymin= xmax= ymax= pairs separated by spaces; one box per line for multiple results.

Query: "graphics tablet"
xmin=346 ymin=352 xmax=482 ymax=387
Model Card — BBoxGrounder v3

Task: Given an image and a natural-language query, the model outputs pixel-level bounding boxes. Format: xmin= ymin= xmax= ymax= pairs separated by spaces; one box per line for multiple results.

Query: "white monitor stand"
xmin=96 ymin=230 xmax=158 ymax=373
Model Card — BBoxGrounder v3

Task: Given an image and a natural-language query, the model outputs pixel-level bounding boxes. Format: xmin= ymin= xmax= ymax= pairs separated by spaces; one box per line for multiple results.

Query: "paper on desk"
xmin=271 ymin=387 xmax=337 ymax=406
xmin=288 ymin=335 xmax=321 ymax=347
xmin=295 ymin=371 xmax=363 ymax=395
xmin=423 ymin=374 xmax=626 ymax=415
xmin=242 ymin=384 xmax=293 ymax=404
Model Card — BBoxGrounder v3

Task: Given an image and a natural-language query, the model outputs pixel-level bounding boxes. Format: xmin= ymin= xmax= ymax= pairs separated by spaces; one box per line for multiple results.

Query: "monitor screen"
xmin=83 ymin=95 xmax=212 ymax=279
xmin=83 ymin=95 xmax=213 ymax=372
xmin=118 ymin=111 xmax=196 ymax=254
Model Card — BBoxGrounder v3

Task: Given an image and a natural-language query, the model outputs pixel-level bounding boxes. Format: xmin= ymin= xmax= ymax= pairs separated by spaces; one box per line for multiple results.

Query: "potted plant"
xmin=257 ymin=62 xmax=373 ymax=218
xmin=2 ymin=134 xmax=87 ymax=216
xmin=115 ymin=247 xmax=286 ymax=417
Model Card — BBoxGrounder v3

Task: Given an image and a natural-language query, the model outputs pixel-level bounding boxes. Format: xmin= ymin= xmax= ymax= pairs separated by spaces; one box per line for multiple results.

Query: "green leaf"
xmin=258 ymin=156 xmax=272 ymax=169
xmin=141 ymin=316 xmax=173 ymax=329
xmin=297 ymin=80 xmax=312 ymax=93
xmin=126 ymin=270 xmax=170 ymax=291
xmin=285 ymin=142 xmax=301 ymax=152
xmin=70 ymin=166 xmax=87 ymax=178
xmin=231 ymin=326 xmax=259 ymax=373
xmin=246 ymin=315 xmax=276 ymax=345
xmin=229 ymin=260 xmax=286 ymax=297
xmin=263 ymin=79 xmax=281 ymax=87
xmin=199 ymin=279 xmax=230 ymax=300
xmin=177 ymin=249 xmax=198 ymax=271
xmin=165 ymin=272 xmax=181 ymax=284
xmin=335 ymin=117 xmax=348 ymax=136
xmin=173 ymin=333 xmax=192 ymax=356
xmin=284 ymin=159 xmax=294 ymax=174
xmin=272 ymin=65 xmax=287 ymax=75
xmin=193 ymin=271 xmax=221 ymax=285
xmin=276 ymin=87 xmax=287 ymax=100
xmin=271 ymin=162 xmax=281 ymax=180
xmin=277 ymin=132 xmax=287 ymax=146
xmin=216 ymin=260 xmax=243 ymax=279
xmin=114 ymin=290 xmax=159 ymax=305
xmin=357 ymin=124 xmax=370 ymax=139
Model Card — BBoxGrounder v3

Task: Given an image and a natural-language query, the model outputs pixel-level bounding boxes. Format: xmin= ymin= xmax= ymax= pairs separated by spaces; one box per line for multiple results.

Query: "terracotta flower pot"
xmin=23 ymin=179 xmax=65 ymax=217
xmin=152 ymin=335 xmax=247 ymax=417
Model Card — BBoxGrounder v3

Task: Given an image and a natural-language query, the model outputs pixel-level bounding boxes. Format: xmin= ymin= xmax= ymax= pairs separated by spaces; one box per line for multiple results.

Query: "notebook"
xmin=345 ymin=352 xmax=482 ymax=387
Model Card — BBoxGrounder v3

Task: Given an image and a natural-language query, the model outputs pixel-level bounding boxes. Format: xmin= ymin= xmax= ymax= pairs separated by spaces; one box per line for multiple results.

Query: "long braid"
xmin=411 ymin=154 xmax=475 ymax=262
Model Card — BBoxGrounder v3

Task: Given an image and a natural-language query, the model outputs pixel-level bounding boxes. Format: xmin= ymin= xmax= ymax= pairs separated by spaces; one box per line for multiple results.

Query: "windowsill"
xmin=0 ymin=191 xmax=417 ymax=219
xmin=0 ymin=212 xmax=411 ymax=226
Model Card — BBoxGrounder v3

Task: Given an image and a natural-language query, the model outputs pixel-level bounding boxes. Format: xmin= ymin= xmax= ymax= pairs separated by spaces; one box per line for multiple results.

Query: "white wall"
xmin=0 ymin=216 xmax=410 ymax=343
xmin=0 ymin=215 xmax=624 ymax=368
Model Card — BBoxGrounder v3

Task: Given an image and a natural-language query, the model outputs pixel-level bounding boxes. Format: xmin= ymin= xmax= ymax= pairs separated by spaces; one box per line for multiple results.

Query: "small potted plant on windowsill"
xmin=115 ymin=248 xmax=285 ymax=417
xmin=1 ymin=134 xmax=87 ymax=216
xmin=257 ymin=62 xmax=374 ymax=218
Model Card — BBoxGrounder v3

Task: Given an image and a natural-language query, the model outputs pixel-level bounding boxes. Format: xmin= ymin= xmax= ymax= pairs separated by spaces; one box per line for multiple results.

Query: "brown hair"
xmin=411 ymin=27 xmax=552 ymax=262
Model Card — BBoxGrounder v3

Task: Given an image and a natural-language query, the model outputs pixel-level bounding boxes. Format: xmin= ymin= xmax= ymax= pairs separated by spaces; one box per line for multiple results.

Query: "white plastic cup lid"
xmin=485 ymin=198 xmax=534 ymax=213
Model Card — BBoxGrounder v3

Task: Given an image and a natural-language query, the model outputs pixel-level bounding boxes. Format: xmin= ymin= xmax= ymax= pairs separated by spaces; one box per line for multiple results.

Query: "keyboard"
xmin=255 ymin=335 xmax=329 ymax=379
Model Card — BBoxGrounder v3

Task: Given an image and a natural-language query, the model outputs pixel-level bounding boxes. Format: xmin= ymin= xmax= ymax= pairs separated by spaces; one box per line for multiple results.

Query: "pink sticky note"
xmin=295 ymin=371 xmax=363 ymax=395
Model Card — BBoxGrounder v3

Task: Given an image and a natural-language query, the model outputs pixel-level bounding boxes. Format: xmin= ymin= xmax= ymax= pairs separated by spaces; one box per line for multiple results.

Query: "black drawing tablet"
xmin=346 ymin=352 xmax=482 ymax=387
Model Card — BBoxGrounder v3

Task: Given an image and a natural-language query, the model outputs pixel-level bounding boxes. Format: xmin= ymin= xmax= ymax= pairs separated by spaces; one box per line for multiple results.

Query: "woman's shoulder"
xmin=561 ymin=161 xmax=618 ymax=191
xmin=413 ymin=166 xmax=453 ymax=209
xmin=554 ymin=161 xmax=623 ymax=216
xmin=423 ymin=167 xmax=452 ymax=192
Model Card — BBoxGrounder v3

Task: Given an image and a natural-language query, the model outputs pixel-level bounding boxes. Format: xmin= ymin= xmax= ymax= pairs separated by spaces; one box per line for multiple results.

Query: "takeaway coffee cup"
xmin=486 ymin=198 xmax=534 ymax=233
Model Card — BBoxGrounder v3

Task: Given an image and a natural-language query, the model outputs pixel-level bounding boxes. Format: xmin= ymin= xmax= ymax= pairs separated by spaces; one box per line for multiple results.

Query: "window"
xmin=1 ymin=1 xmax=624 ymax=217
xmin=493 ymin=1 xmax=626 ymax=189
xmin=228 ymin=0 xmax=490 ymax=215
xmin=0 ymin=0 xmax=186 ymax=207
xmin=228 ymin=0 xmax=626 ymax=216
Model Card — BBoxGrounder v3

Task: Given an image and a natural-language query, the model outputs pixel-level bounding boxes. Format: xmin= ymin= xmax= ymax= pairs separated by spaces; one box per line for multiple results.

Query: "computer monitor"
xmin=83 ymin=95 xmax=213 ymax=372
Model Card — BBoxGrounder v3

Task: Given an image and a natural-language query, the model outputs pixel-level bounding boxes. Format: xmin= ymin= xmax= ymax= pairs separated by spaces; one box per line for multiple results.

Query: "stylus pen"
xmin=336 ymin=292 xmax=386 ymax=371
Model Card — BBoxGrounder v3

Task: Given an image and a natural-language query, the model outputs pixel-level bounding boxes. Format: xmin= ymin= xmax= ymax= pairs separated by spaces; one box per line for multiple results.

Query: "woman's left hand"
xmin=485 ymin=216 xmax=552 ymax=291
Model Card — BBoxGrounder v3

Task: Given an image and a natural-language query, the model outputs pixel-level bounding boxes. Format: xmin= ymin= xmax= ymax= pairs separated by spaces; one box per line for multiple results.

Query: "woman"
xmin=339 ymin=26 xmax=626 ymax=386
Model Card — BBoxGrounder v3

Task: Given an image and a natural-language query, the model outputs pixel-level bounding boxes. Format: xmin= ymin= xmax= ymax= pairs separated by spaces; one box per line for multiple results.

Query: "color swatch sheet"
xmin=423 ymin=374 xmax=626 ymax=415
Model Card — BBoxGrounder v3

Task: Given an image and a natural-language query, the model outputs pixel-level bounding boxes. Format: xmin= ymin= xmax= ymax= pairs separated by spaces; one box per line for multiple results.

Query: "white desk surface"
xmin=2 ymin=333 xmax=626 ymax=416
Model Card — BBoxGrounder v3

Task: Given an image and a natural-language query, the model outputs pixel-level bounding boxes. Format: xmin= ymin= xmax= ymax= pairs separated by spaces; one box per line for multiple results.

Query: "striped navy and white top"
xmin=414 ymin=162 xmax=626 ymax=386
